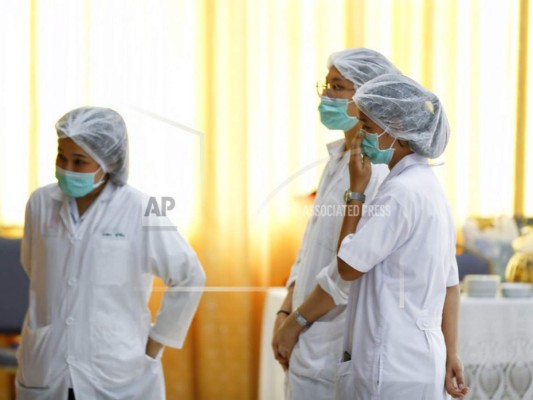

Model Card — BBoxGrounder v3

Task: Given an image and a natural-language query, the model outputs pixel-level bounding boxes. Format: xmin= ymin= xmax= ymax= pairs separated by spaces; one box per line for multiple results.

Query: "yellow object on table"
xmin=505 ymin=251 xmax=533 ymax=283
xmin=506 ymin=231 xmax=533 ymax=283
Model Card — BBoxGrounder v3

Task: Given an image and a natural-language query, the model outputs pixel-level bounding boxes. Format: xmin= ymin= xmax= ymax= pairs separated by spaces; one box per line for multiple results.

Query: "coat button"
xmin=66 ymin=355 xmax=75 ymax=364
xmin=68 ymin=278 xmax=77 ymax=287
xmin=66 ymin=317 xmax=75 ymax=326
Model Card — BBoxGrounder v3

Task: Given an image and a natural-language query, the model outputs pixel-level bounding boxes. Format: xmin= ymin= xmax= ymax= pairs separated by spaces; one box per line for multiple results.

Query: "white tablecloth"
xmin=460 ymin=297 xmax=533 ymax=399
xmin=260 ymin=288 xmax=533 ymax=400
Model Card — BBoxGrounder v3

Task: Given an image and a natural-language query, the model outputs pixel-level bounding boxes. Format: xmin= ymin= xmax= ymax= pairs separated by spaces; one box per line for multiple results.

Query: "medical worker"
xmin=332 ymin=74 xmax=468 ymax=399
xmin=17 ymin=107 xmax=205 ymax=400
xmin=271 ymin=49 xmax=398 ymax=399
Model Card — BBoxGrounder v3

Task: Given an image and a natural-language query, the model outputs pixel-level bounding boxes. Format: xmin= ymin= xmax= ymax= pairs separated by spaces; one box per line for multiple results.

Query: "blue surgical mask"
xmin=361 ymin=130 xmax=396 ymax=165
xmin=55 ymin=166 xmax=105 ymax=198
xmin=318 ymin=96 xmax=359 ymax=131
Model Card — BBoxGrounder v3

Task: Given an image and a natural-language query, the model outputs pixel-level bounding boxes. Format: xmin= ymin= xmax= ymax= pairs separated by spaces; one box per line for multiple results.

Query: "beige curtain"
xmin=0 ymin=0 xmax=531 ymax=399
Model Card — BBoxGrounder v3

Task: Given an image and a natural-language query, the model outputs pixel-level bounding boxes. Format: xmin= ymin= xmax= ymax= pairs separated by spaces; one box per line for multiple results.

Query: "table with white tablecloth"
xmin=460 ymin=297 xmax=533 ymax=399
xmin=260 ymin=288 xmax=533 ymax=400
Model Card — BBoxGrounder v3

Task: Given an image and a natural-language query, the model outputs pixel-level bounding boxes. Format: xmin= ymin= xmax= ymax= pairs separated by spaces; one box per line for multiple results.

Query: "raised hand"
xmin=348 ymin=131 xmax=371 ymax=193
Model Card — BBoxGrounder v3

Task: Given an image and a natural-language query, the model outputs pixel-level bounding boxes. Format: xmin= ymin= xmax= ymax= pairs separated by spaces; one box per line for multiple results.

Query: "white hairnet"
xmin=327 ymin=48 xmax=401 ymax=89
xmin=354 ymin=74 xmax=450 ymax=158
xmin=56 ymin=106 xmax=129 ymax=186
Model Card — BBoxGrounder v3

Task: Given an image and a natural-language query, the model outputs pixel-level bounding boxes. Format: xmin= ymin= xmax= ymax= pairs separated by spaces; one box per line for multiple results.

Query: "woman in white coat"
xmin=17 ymin=107 xmax=205 ymax=400
xmin=334 ymin=74 xmax=469 ymax=399
xmin=271 ymin=49 xmax=398 ymax=399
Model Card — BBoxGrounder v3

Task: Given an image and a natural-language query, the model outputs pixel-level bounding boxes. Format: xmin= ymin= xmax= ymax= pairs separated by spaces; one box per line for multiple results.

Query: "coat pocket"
xmin=90 ymin=317 xmax=147 ymax=386
xmin=15 ymin=379 xmax=50 ymax=400
xmin=335 ymin=359 xmax=355 ymax=400
xmin=290 ymin=317 xmax=344 ymax=382
xmin=144 ymin=352 xmax=162 ymax=374
xmin=17 ymin=324 xmax=52 ymax=388
xmin=92 ymin=238 xmax=132 ymax=285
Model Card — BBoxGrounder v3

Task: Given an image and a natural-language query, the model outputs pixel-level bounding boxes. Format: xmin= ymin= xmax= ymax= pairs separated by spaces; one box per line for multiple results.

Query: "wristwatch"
xmin=294 ymin=308 xmax=312 ymax=328
xmin=343 ymin=189 xmax=365 ymax=203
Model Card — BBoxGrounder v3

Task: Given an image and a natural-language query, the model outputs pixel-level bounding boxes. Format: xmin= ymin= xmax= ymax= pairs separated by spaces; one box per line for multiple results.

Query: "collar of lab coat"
xmin=48 ymin=180 xmax=118 ymax=203
xmin=380 ymin=152 xmax=429 ymax=186
xmin=50 ymin=181 xmax=119 ymax=238
xmin=326 ymin=139 xmax=347 ymax=159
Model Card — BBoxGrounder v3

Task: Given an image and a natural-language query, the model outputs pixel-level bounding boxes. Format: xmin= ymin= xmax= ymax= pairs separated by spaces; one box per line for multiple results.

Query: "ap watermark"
xmin=129 ymin=106 xmax=204 ymax=233
xmin=142 ymin=196 xmax=178 ymax=231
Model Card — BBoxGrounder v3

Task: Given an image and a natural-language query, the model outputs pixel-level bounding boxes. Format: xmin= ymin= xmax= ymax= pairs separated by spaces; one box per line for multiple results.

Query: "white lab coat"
xmin=17 ymin=182 xmax=205 ymax=400
xmin=331 ymin=154 xmax=459 ymax=400
xmin=285 ymin=140 xmax=388 ymax=399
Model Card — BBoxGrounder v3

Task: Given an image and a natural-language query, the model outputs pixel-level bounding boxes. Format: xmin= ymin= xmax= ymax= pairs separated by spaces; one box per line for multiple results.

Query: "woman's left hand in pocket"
xmin=145 ymin=337 xmax=164 ymax=359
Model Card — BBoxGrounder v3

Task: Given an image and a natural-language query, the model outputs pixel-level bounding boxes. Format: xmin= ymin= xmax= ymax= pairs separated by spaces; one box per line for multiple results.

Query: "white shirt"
xmin=286 ymin=140 xmax=388 ymax=385
xmin=18 ymin=182 xmax=205 ymax=400
xmin=334 ymin=153 xmax=459 ymax=400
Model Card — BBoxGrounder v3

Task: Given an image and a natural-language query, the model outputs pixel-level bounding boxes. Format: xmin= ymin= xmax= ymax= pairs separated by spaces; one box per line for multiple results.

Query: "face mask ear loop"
xmin=375 ymin=130 xmax=396 ymax=150
xmin=93 ymin=166 xmax=107 ymax=189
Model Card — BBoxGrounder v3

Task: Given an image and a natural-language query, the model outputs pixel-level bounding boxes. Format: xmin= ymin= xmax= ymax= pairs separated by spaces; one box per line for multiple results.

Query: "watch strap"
xmin=344 ymin=189 xmax=366 ymax=203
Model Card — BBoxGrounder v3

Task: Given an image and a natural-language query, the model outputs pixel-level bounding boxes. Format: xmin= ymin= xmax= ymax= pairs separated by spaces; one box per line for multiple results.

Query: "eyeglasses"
xmin=316 ymin=80 xmax=355 ymax=98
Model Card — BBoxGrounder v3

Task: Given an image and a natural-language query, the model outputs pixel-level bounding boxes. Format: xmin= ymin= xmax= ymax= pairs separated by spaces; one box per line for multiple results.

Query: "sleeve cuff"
xmin=446 ymin=276 xmax=460 ymax=287
xmin=285 ymin=260 xmax=300 ymax=288
xmin=337 ymin=234 xmax=373 ymax=273
xmin=315 ymin=260 xmax=350 ymax=306
xmin=286 ymin=274 xmax=297 ymax=289
xmin=149 ymin=328 xmax=185 ymax=349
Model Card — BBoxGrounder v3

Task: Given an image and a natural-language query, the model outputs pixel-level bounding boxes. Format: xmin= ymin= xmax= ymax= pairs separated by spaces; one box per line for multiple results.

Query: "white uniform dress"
xmin=330 ymin=153 xmax=459 ymax=400
xmin=17 ymin=182 xmax=205 ymax=400
xmin=285 ymin=139 xmax=388 ymax=399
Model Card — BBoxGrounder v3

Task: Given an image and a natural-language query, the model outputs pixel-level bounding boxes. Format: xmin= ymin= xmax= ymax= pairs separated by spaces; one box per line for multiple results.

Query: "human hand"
xmin=445 ymin=354 xmax=469 ymax=398
xmin=348 ymin=131 xmax=371 ymax=193
xmin=272 ymin=314 xmax=302 ymax=371
xmin=272 ymin=313 xmax=290 ymax=371
xmin=145 ymin=337 xmax=164 ymax=359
